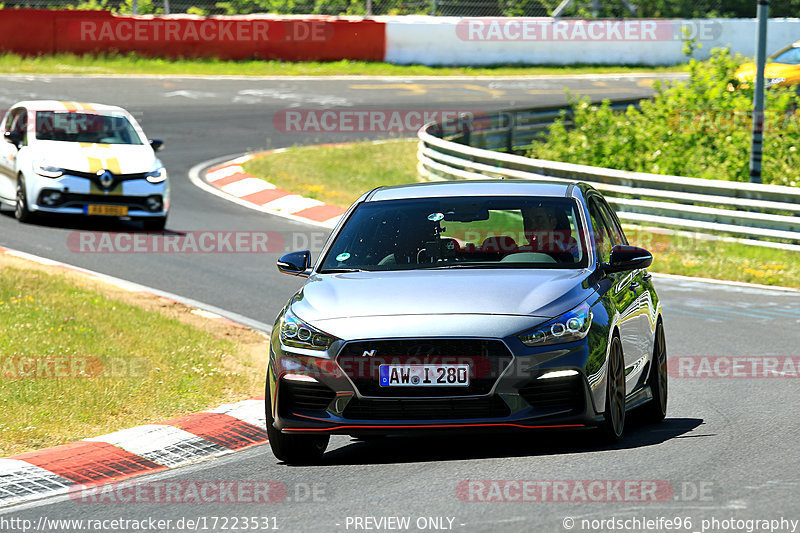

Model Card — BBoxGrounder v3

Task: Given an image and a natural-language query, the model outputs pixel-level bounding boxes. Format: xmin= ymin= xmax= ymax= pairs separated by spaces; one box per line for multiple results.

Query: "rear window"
xmin=35 ymin=111 xmax=143 ymax=145
xmin=319 ymin=196 xmax=588 ymax=272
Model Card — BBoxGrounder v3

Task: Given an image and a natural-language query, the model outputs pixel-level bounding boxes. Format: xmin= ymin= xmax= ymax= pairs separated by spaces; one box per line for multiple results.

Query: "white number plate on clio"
xmin=379 ymin=364 xmax=470 ymax=387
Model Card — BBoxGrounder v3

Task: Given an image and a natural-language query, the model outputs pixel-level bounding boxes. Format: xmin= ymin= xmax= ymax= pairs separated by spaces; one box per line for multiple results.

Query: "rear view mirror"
xmin=602 ymin=245 xmax=653 ymax=273
xmin=277 ymin=250 xmax=311 ymax=277
xmin=4 ymin=131 xmax=23 ymax=147
xmin=149 ymin=139 xmax=164 ymax=152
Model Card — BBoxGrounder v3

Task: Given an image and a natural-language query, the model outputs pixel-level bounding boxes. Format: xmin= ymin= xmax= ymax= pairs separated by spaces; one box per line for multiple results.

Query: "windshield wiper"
xmin=416 ymin=263 xmax=500 ymax=270
xmin=318 ymin=268 xmax=368 ymax=273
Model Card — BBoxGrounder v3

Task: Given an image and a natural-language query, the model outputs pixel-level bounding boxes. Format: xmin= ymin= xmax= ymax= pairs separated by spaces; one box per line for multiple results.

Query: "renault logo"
xmin=97 ymin=169 xmax=114 ymax=189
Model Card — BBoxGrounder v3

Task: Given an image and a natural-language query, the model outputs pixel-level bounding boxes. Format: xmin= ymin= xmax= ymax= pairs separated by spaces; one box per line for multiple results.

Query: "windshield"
xmin=35 ymin=111 xmax=143 ymax=144
xmin=319 ymin=196 xmax=588 ymax=272
xmin=770 ymin=45 xmax=800 ymax=65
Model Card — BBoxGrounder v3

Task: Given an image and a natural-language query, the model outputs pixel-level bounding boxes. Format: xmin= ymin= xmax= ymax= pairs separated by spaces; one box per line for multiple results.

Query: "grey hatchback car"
xmin=267 ymin=180 xmax=667 ymax=464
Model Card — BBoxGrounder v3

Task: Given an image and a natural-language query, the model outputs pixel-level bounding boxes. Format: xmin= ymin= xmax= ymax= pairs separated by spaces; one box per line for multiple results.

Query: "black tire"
xmin=597 ymin=335 xmax=626 ymax=444
xmin=640 ymin=321 xmax=668 ymax=423
xmin=142 ymin=216 xmax=167 ymax=231
xmin=265 ymin=381 xmax=329 ymax=465
xmin=15 ymin=177 xmax=34 ymax=223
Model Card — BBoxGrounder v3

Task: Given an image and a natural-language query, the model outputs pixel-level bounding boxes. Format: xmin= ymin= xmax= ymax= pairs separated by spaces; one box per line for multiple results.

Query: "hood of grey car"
xmin=291 ymin=268 xmax=593 ymax=325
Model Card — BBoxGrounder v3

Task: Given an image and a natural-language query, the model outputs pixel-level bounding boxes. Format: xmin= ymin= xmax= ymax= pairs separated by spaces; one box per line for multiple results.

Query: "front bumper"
xmin=268 ymin=335 xmax=608 ymax=436
xmin=27 ymin=173 xmax=170 ymax=217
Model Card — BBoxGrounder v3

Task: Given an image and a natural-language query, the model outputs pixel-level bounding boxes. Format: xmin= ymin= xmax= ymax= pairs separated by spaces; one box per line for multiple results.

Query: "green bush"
xmin=528 ymin=48 xmax=800 ymax=187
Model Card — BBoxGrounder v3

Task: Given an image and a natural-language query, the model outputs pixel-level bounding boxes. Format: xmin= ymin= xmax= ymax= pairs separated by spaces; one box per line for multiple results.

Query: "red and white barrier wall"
xmin=1 ymin=10 xmax=798 ymax=65
xmin=0 ymin=9 xmax=385 ymax=61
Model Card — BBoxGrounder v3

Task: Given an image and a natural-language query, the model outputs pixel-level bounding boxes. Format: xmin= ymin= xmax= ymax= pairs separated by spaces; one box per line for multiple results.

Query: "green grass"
xmin=244 ymin=140 xmax=800 ymax=288
xmin=244 ymin=139 xmax=421 ymax=207
xmin=0 ymin=264 xmax=261 ymax=456
xmin=0 ymin=53 xmax=690 ymax=77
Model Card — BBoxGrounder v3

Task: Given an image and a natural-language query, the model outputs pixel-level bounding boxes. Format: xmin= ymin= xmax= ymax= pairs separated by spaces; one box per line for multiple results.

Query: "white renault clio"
xmin=0 ymin=100 xmax=169 ymax=230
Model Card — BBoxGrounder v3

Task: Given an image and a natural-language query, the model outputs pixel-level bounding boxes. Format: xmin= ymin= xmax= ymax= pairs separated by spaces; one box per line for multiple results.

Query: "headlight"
xmin=35 ymin=164 xmax=63 ymax=178
xmin=279 ymin=308 xmax=336 ymax=350
xmin=146 ymin=167 xmax=167 ymax=184
xmin=766 ymin=77 xmax=787 ymax=88
xmin=519 ymin=302 xmax=592 ymax=347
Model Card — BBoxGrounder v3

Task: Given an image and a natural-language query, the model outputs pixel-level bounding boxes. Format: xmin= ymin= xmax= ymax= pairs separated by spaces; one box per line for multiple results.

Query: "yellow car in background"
xmin=729 ymin=40 xmax=800 ymax=91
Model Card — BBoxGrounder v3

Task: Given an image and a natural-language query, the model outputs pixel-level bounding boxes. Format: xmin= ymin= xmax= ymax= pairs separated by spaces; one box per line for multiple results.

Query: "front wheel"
xmin=597 ymin=335 xmax=626 ymax=444
xmin=265 ymin=382 xmax=329 ymax=465
xmin=15 ymin=178 xmax=34 ymax=223
xmin=640 ymin=322 xmax=668 ymax=423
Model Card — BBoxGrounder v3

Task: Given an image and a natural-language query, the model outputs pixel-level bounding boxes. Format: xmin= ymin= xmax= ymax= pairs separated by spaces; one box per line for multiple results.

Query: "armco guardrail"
xmin=417 ymin=101 xmax=800 ymax=247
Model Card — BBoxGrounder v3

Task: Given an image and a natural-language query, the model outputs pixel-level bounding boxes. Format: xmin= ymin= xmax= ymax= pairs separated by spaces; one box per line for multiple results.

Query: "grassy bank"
xmin=243 ymin=141 xmax=800 ymax=288
xmin=0 ymin=53 xmax=689 ymax=77
xmin=0 ymin=254 xmax=266 ymax=456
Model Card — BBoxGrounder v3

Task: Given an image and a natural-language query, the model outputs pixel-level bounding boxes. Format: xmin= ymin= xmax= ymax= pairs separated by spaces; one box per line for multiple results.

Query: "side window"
xmin=587 ymin=197 xmax=614 ymax=263
xmin=8 ymin=108 xmax=27 ymax=145
xmin=597 ymin=197 xmax=627 ymax=246
xmin=3 ymin=109 xmax=15 ymax=132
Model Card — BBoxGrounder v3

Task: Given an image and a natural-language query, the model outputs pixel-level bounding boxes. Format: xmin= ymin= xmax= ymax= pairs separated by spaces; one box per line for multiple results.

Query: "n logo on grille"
xmin=362 ymin=349 xmax=376 ymax=357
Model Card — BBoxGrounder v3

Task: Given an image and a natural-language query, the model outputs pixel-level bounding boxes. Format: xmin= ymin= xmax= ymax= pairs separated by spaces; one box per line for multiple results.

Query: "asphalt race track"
xmin=1 ymin=74 xmax=799 ymax=532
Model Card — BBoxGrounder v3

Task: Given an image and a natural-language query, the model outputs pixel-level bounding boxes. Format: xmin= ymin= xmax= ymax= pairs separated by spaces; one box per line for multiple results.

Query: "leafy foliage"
xmin=528 ymin=48 xmax=800 ymax=187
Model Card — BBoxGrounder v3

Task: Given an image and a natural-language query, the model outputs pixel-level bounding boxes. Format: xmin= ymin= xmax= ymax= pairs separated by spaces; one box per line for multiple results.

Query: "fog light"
xmin=42 ymin=191 xmax=62 ymax=206
xmin=145 ymin=196 xmax=163 ymax=212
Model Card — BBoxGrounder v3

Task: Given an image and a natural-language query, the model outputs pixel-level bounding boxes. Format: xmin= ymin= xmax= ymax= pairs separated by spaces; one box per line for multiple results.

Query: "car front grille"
xmin=336 ymin=339 xmax=513 ymax=398
xmin=342 ymin=395 xmax=511 ymax=420
xmin=37 ymin=191 xmax=161 ymax=212
xmin=279 ymin=379 xmax=336 ymax=415
xmin=518 ymin=375 xmax=585 ymax=414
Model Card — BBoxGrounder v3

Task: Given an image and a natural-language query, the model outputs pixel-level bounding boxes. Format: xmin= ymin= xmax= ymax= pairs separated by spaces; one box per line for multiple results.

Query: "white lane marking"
xmin=234 ymin=88 xmax=352 ymax=107
xmin=1 ymin=245 xmax=274 ymax=332
xmin=206 ymin=165 xmax=244 ymax=182
xmin=84 ymin=425 xmax=230 ymax=468
xmin=4 ymin=250 xmax=62 ymax=266
xmin=191 ymin=309 xmax=224 ymax=320
xmin=652 ymin=272 xmax=800 ymax=295
xmin=164 ymin=90 xmax=217 ymax=99
xmin=0 ymin=460 xmax=74 ymax=507
xmin=0 ymin=72 xmax=689 ymax=82
xmin=208 ymin=400 xmax=267 ymax=430
xmin=262 ymin=194 xmax=323 ymax=213
xmin=220 ymin=177 xmax=272 ymax=197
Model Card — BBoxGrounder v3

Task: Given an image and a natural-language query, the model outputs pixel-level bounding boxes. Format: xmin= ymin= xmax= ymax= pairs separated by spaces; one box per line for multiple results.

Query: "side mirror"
xmin=277 ymin=250 xmax=311 ymax=277
xmin=4 ymin=130 xmax=23 ymax=147
xmin=602 ymin=245 xmax=653 ymax=273
xmin=149 ymin=139 xmax=164 ymax=152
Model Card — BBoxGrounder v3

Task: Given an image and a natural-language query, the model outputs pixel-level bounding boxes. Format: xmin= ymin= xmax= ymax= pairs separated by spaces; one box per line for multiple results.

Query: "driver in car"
xmin=520 ymin=206 xmax=580 ymax=262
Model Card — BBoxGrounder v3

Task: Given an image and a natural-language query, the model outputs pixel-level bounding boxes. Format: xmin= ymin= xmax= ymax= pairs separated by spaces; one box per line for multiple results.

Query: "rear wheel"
xmin=597 ymin=335 xmax=626 ymax=443
xmin=640 ymin=322 xmax=668 ymax=423
xmin=15 ymin=177 xmax=33 ymax=223
xmin=265 ymin=381 xmax=329 ymax=465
